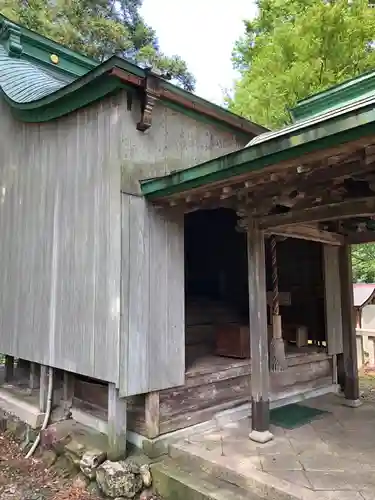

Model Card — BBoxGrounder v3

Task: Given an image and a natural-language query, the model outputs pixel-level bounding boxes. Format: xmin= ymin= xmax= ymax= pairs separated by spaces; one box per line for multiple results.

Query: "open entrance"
xmin=184 ymin=208 xmax=327 ymax=371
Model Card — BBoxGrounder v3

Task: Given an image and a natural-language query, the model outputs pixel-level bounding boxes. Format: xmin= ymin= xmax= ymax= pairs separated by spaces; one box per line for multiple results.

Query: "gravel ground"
xmin=0 ymin=433 xmax=100 ymax=500
xmin=360 ymin=371 xmax=375 ymax=402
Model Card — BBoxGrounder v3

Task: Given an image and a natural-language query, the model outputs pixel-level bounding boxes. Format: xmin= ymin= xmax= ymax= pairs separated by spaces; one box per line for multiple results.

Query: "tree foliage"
xmin=0 ymin=0 xmax=195 ymax=90
xmin=229 ymin=0 xmax=375 ymax=129
xmin=352 ymin=244 xmax=375 ymax=283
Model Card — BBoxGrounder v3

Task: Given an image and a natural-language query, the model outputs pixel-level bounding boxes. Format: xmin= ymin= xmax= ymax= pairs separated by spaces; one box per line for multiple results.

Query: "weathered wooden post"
xmin=4 ymin=355 xmax=14 ymax=383
xmin=107 ymin=383 xmax=127 ymax=460
xmin=247 ymin=219 xmax=273 ymax=443
xmin=339 ymin=244 xmax=361 ymax=407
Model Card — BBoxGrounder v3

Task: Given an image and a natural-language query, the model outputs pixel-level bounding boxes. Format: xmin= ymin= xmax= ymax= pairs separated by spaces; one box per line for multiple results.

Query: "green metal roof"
xmin=290 ymin=69 xmax=375 ymax=123
xmin=0 ymin=45 xmax=72 ymax=103
xmin=0 ymin=15 xmax=264 ymax=138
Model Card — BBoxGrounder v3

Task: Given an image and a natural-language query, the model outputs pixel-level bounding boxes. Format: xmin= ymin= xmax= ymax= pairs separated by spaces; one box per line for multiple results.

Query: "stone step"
xmin=151 ymin=458 xmax=261 ymax=500
xmin=168 ymin=441 xmax=317 ymax=500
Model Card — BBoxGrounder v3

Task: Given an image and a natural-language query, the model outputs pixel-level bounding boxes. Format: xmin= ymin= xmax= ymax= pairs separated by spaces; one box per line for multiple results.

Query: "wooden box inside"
xmin=215 ymin=323 xmax=250 ymax=358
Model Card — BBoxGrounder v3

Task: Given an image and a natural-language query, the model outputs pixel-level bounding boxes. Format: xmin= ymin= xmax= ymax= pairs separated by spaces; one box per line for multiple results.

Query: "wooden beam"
xmin=346 ymin=231 xmax=375 ymax=245
xmin=247 ymin=220 xmax=273 ymax=443
xmin=241 ymin=157 xmax=368 ymax=206
xmin=258 ymin=197 xmax=375 ymax=229
xmin=145 ymin=391 xmax=160 ymax=439
xmin=339 ymin=245 xmax=361 ymax=407
xmin=107 ymin=383 xmax=127 ymax=460
xmin=265 ymin=224 xmax=344 ymax=245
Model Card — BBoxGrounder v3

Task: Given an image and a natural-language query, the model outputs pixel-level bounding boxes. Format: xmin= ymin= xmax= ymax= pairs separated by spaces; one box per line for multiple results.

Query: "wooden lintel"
xmin=346 ymin=231 xmax=375 ymax=245
xmin=265 ymin=224 xmax=344 ymax=246
xmin=258 ymin=197 xmax=375 ymax=229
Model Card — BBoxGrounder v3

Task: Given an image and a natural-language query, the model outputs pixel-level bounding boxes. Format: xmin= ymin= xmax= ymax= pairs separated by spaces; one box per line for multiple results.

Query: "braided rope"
xmin=270 ymin=235 xmax=279 ymax=317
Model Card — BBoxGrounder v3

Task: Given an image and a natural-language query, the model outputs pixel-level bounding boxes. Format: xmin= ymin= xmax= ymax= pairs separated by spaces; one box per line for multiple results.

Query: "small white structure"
xmin=354 ymin=284 xmax=375 ymax=369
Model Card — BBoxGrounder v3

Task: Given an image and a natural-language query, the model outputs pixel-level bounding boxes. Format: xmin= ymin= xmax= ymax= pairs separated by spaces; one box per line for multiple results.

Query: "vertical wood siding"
xmin=323 ymin=245 xmax=344 ymax=355
xmin=0 ymin=90 xmax=245 ymax=387
xmin=120 ymin=196 xmax=185 ymax=397
xmin=0 ymin=99 xmax=121 ymax=382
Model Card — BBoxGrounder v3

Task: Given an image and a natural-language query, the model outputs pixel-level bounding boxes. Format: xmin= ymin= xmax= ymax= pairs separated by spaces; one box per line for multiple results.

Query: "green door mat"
xmin=270 ymin=403 xmax=329 ymax=429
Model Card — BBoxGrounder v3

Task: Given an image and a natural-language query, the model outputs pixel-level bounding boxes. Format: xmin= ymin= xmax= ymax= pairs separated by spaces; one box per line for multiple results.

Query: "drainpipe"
xmin=26 ymin=366 xmax=54 ymax=458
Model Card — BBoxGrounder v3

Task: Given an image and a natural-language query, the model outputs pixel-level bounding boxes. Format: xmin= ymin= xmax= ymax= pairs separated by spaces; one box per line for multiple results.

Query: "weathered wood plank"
xmin=145 ymin=392 xmax=160 ymax=439
xmin=160 ymin=376 xmax=251 ymax=418
xmin=107 ymin=383 xmax=127 ymax=460
xmin=266 ymin=225 xmax=344 ymax=246
xmin=165 ymin=208 xmax=185 ymax=388
xmin=127 ymin=196 xmax=150 ymax=395
xmin=120 ymin=198 xmax=185 ymax=397
xmin=119 ymin=194 xmax=130 ymax=398
xmin=323 ymin=245 xmax=344 ymax=355
xmin=159 ymin=399 xmax=248 ymax=435
xmin=148 ymin=206 xmax=168 ymax=394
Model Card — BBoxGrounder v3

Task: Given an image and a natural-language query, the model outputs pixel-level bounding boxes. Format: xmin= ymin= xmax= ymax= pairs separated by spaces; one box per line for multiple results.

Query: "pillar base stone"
xmin=249 ymin=430 xmax=274 ymax=444
xmin=343 ymin=398 xmax=362 ymax=408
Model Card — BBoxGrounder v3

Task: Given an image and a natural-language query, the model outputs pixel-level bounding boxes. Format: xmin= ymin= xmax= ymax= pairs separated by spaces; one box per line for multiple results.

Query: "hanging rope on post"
xmin=269 ymin=235 xmax=287 ymax=372
xmin=271 ymin=235 xmax=279 ymax=317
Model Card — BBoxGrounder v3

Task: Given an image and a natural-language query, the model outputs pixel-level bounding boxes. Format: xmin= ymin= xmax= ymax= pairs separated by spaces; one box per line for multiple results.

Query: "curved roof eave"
xmin=353 ymin=284 xmax=375 ymax=309
xmin=0 ymin=54 xmax=139 ymax=122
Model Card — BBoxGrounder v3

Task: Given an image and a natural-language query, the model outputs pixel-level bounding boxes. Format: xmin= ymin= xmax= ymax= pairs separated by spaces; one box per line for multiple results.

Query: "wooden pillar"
xmin=4 ymin=355 xmax=14 ymax=383
xmin=39 ymin=365 xmax=48 ymax=412
xmin=339 ymin=244 xmax=361 ymax=407
xmin=145 ymin=391 xmax=160 ymax=439
xmin=17 ymin=359 xmax=30 ymax=378
xmin=247 ymin=220 xmax=273 ymax=443
xmin=63 ymin=371 xmax=74 ymax=413
xmin=108 ymin=383 xmax=127 ymax=460
xmin=29 ymin=362 xmax=39 ymax=391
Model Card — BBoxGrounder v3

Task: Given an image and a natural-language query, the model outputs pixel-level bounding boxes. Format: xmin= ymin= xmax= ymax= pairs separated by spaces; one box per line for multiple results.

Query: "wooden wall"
xmin=0 ymin=98 xmax=121 ymax=383
xmin=120 ymin=197 xmax=185 ymax=397
xmin=0 ymin=89 xmax=247 ymax=386
xmin=156 ymin=353 xmax=332 ymax=435
xmin=73 ymin=352 xmax=332 ymax=438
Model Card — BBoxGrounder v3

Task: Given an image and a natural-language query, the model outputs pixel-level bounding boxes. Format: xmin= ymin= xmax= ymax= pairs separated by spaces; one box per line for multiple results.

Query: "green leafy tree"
xmin=352 ymin=244 xmax=375 ymax=283
xmin=0 ymin=0 xmax=195 ymax=91
xmin=229 ymin=0 xmax=375 ymax=129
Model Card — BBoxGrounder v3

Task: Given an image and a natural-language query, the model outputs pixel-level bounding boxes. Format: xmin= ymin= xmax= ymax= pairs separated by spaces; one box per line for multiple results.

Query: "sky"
xmin=140 ymin=0 xmax=257 ymax=105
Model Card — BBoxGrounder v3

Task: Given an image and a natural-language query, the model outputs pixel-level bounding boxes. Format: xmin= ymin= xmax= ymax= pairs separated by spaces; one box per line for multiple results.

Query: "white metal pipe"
xmin=26 ymin=366 xmax=53 ymax=459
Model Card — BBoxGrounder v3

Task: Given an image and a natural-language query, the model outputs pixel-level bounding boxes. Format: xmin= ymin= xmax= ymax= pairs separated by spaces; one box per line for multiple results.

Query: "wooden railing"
xmin=356 ymin=328 xmax=375 ymax=369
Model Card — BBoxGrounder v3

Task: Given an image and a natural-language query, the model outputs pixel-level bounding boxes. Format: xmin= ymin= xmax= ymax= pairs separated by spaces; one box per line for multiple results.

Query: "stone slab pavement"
xmin=174 ymin=393 xmax=375 ymax=499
